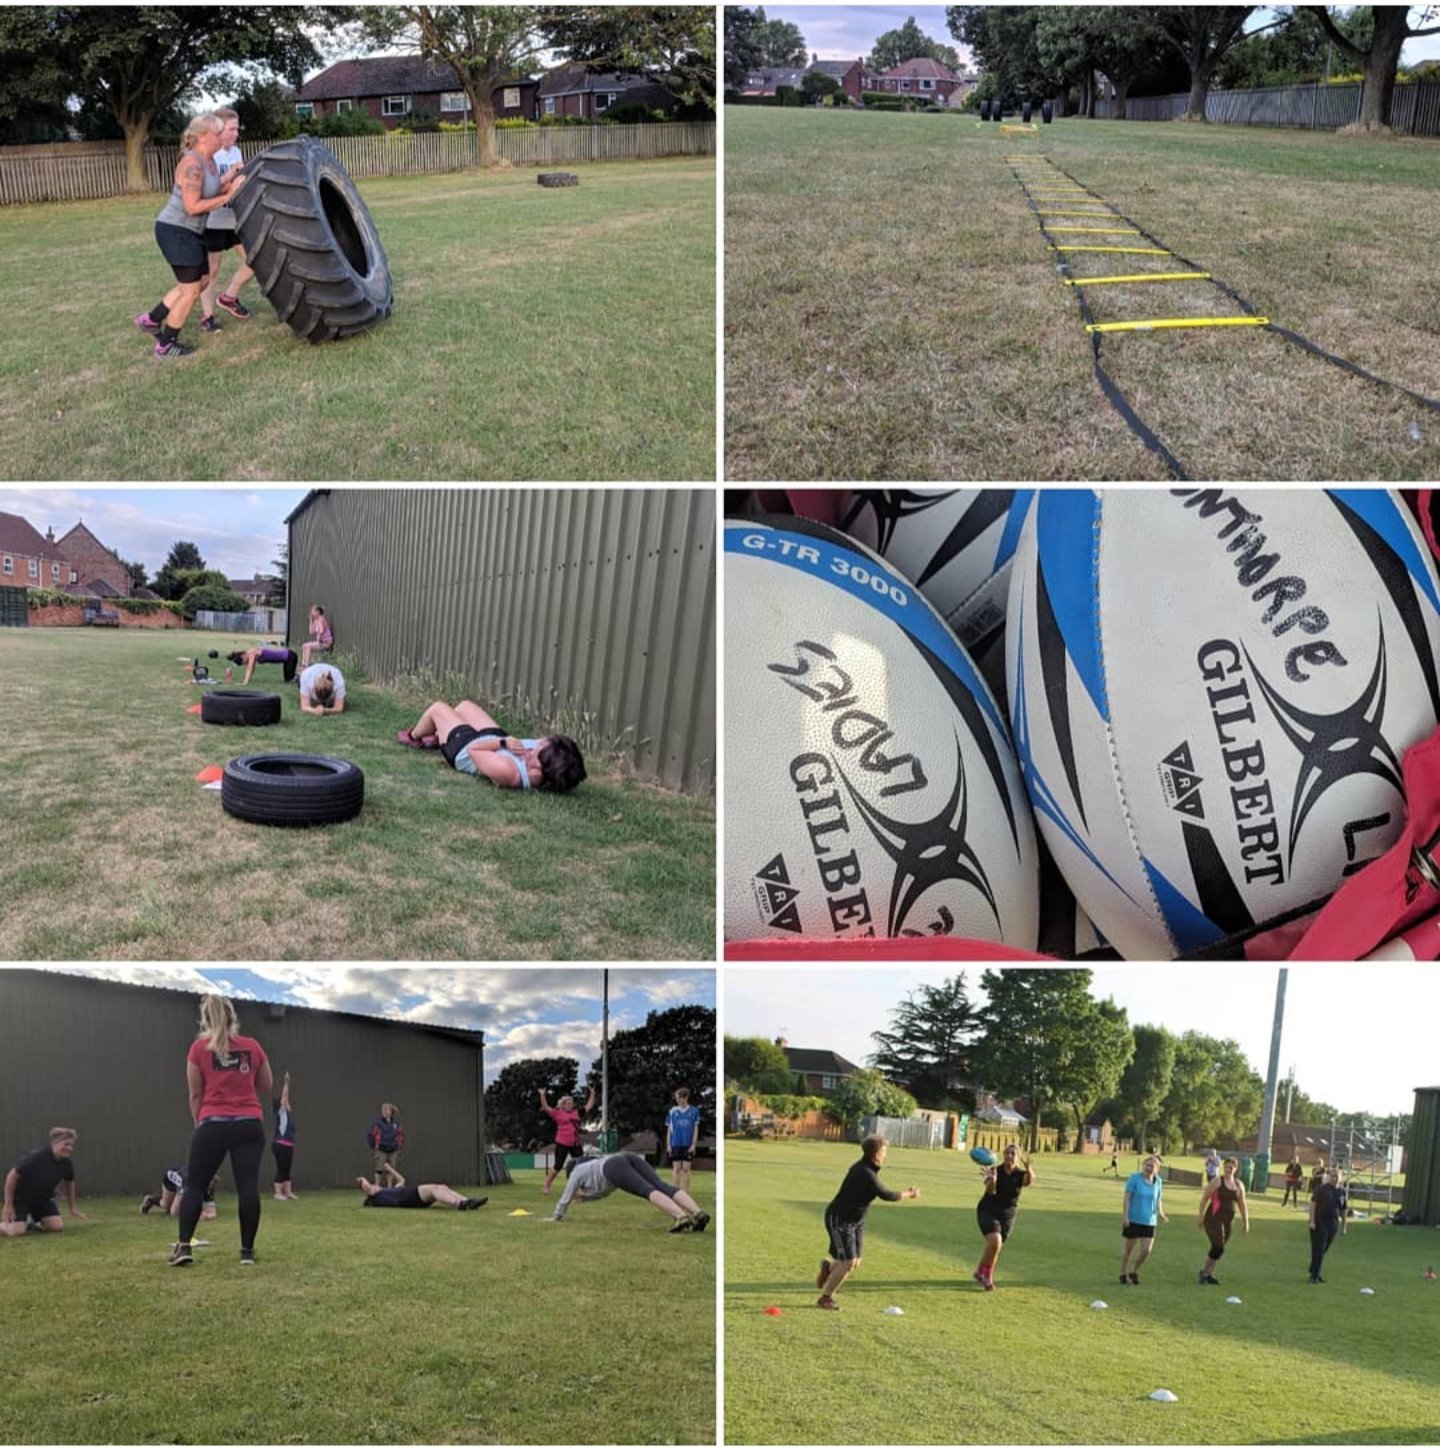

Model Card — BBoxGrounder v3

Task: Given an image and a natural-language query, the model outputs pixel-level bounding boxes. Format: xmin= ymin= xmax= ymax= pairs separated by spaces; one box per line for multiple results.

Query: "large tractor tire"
xmin=221 ymin=753 xmax=365 ymax=827
xmin=232 ymin=135 xmax=392 ymax=344
xmin=201 ymin=689 xmax=282 ymax=726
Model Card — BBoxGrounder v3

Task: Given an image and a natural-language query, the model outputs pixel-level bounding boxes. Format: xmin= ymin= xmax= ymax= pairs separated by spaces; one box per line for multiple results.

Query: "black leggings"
xmin=1309 ymin=1220 xmax=1339 ymax=1277
xmin=601 ymin=1151 xmax=675 ymax=1200
xmin=1203 ymin=1212 xmax=1233 ymax=1260
xmin=273 ymin=1143 xmax=294 ymax=1180
xmin=180 ymin=1118 xmax=265 ymax=1249
xmin=552 ymin=1141 xmax=582 ymax=1175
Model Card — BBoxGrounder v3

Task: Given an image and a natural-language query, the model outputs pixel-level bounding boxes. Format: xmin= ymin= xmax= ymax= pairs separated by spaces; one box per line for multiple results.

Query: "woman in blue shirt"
xmin=1119 ymin=1155 xmax=1168 ymax=1284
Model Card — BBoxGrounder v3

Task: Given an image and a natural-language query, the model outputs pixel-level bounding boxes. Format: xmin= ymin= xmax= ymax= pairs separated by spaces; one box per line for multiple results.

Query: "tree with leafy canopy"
xmin=1308 ymin=4 xmax=1440 ymax=132
xmin=723 ymin=6 xmax=763 ymax=88
xmin=1035 ymin=7 xmax=1165 ymax=118
xmin=1215 ymin=6 xmax=1368 ymax=87
xmin=483 ymin=1055 xmax=583 ymax=1148
xmin=1155 ymin=1031 xmax=1263 ymax=1153
xmin=151 ymin=541 xmax=206 ymax=600
xmin=869 ymin=974 xmax=982 ymax=1110
xmin=0 ymin=8 xmax=77 ymax=143
xmin=724 ymin=1034 xmax=797 ymax=1094
xmin=538 ymin=7 xmax=716 ymax=115
xmin=750 ymin=7 xmax=808 ymax=67
xmin=264 ymin=543 xmax=288 ymax=609
xmin=361 ymin=7 xmax=543 ymax=168
xmin=1140 ymin=6 xmax=1282 ymax=121
xmin=947 ymin=7 xmax=1066 ymax=103
xmin=177 ymin=579 xmax=251 ymax=621
xmin=5 ymin=7 xmax=340 ymax=190
xmin=870 ymin=15 xmax=962 ymax=72
xmin=1115 ymin=1023 xmax=1176 ymax=1153
xmin=585 ymin=1003 xmax=715 ymax=1145
xmin=801 ymin=70 xmax=841 ymax=103
xmin=229 ymin=77 xmax=301 ymax=141
xmin=119 ymin=558 xmax=149 ymax=593
xmin=1053 ymin=996 xmax=1135 ymax=1152
xmin=823 ymin=1068 xmax=919 ymax=1137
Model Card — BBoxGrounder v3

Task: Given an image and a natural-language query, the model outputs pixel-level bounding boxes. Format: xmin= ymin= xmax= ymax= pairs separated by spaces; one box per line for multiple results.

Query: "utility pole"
xmin=601 ymin=968 xmax=610 ymax=1145
xmin=1256 ymin=969 xmax=1287 ymax=1194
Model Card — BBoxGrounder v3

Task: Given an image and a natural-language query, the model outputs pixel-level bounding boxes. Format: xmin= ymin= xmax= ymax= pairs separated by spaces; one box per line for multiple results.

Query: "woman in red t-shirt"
xmin=171 ymin=995 xmax=272 ymax=1268
xmin=539 ymin=1085 xmax=596 ymax=1194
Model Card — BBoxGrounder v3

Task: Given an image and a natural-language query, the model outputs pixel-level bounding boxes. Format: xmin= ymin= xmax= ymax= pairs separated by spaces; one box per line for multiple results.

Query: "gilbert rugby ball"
xmin=725 ymin=517 xmax=1039 ymax=946
xmin=1007 ymin=488 xmax=1440 ymax=959
xmin=837 ymin=490 xmax=1034 ymax=655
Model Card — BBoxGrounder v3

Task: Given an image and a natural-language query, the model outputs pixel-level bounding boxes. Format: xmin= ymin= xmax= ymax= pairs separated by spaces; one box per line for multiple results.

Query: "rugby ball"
xmin=725 ymin=517 xmax=1039 ymax=947
xmin=969 ymin=1146 xmax=996 ymax=1166
xmin=837 ymin=490 xmax=1034 ymax=656
xmin=1007 ymin=488 xmax=1440 ymax=960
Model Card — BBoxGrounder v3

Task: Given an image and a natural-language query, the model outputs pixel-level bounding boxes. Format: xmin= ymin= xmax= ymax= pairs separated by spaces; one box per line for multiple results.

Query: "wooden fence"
xmin=1093 ymin=80 xmax=1440 ymax=136
xmin=0 ymin=122 xmax=716 ymax=206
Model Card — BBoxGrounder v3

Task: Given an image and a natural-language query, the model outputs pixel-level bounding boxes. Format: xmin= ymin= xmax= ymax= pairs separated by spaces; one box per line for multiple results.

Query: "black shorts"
xmin=155 ymin=221 xmax=208 ymax=282
xmin=205 ymin=228 xmax=240 ymax=252
xmin=552 ymin=1142 xmax=582 ymax=1174
xmin=15 ymin=1194 xmax=59 ymax=1223
xmin=1122 ymin=1223 xmax=1156 ymax=1239
xmin=977 ymin=1206 xmax=1016 ymax=1240
xmin=364 ymin=1186 xmax=426 ymax=1208
xmin=824 ymin=1211 xmax=864 ymax=1262
xmin=669 ymin=1148 xmax=694 ymax=1164
xmin=441 ymin=723 xmax=506 ymax=770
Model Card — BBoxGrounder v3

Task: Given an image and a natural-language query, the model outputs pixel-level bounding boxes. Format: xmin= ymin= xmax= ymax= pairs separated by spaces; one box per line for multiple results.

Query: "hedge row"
xmin=26 ymin=588 xmax=183 ymax=617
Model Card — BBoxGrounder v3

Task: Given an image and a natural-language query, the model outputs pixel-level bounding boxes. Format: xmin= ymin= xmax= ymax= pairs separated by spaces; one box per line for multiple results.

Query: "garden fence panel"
xmin=0 ymin=123 xmax=717 ymax=205
xmin=1092 ymin=80 xmax=1438 ymax=134
xmin=864 ymin=1115 xmax=946 ymax=1150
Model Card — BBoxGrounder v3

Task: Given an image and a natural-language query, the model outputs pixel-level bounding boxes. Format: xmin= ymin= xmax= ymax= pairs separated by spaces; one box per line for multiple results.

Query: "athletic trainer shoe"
xmin=817 ymin=1258 xmax=832 ymax=1290
xmin=240 ymin=1249 xmax=256 ymax=1267
xmin=134 ymin=311 xmax=161 ymax=333
xmin=1128 ymin=1273 xmax=1141 ymax=1285
xmin=200 ymin=315 xmax=222 ymax=333
xmin=457 ymin=1197 xmax=488 ymax=1211
xmin=140 ymin=1194 xmax=160 ymax=1214
xmin=689 ymin=1211 xmax=711 ymax=1234
xmin=169 ymin=1242 xmax=193 ymax=1267
xmin=816 ymin=1295 xmax=840 ymax=1311
xmin=1118 ymin=1273 xmax=1129 ymax=1285
xmin=669 ymin=1216 xmax=694 ymax=1233
xmin=154 ymin=339 xmax=195 ymax=359
xmin=972 ymin=1268 xmax=988 ymax=1288
xmin=217 ymin=293 xmax=252 ymax=319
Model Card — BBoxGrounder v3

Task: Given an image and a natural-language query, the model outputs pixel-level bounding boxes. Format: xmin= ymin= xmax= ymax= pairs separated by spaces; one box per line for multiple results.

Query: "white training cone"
xmin=1149 ymin=1390 xmax=1178 ymax=1403
xmin=1089 ymin=1300 xmax=1108 ymax=1310
xmin=1360 ymin=1287 xmax=1375 ymax=1295
xmin=883 ymin=1305 xmax=905 ymax=1315
xmin=1225 ymin=1296 xmax=1242 ymax=1304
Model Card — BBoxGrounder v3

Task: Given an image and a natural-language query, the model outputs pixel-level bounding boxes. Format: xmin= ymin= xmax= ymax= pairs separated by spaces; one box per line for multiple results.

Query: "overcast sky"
xmin=0 ymin=486 xmax=306 ymax=582
xmin=764 ymin=5 xmax=1440 ymax=65
xmin=33 ymin=967 xmax=714 ymax=1087
xmin=725 ymin=965 xmax=1438 ymax=1119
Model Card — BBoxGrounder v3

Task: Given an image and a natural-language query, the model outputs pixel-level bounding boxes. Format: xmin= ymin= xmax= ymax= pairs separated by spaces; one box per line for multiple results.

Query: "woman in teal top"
xmin=396 ymin=698 xmax=586 ymax=792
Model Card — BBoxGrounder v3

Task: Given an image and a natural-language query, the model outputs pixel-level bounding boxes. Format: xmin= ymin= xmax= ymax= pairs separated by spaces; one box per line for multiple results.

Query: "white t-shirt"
xmin=299 ymin=664 xmax=345 ymax=704
xmin=207 ymin=144 xmax=243 ymax=229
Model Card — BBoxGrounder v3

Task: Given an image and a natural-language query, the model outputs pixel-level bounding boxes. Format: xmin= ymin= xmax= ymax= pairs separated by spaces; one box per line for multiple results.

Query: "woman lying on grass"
xmin=396 ymin=699 xmax=586 ymax=792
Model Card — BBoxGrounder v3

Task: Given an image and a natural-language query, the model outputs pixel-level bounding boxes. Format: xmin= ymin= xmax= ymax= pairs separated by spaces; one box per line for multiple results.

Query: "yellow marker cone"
xmin=508 ymin=1208 xmax=531 ymax=1217
xmin=1084 ymin=317 xmax=1270 ymax=334
xmin=1063 ymin=272 xmax=1212 ymax=287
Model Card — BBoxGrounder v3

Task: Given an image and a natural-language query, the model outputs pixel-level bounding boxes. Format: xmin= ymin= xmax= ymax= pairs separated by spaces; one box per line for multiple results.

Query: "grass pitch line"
xmin=1064 ymin=272 xmax=1213 ymax=286
xmin=1085 ymin=316 xmax=1271 ymax=334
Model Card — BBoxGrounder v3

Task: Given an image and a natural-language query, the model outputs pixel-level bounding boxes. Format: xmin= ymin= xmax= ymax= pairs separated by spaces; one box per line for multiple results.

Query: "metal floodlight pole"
xmin=601 ymin=968 xmax=609 ymax=1141
xmin=1258 ymin=968 xmax=1287 ymax=1163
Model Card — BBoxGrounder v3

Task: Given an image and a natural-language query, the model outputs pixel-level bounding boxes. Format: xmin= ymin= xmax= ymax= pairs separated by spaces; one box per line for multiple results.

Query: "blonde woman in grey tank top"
xmin=134 ymin=113 xmax=247 ymax=359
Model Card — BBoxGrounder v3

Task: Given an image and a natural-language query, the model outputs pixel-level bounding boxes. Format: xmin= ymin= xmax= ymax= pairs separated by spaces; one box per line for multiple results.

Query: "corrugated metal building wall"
xmin=287 ymin=488 xmax=715 ymax=793
xmin=0 ymin=972 xmax=489 ymax=1195
xmin=1403 ymin=1086 xmax=1440 ymax=1226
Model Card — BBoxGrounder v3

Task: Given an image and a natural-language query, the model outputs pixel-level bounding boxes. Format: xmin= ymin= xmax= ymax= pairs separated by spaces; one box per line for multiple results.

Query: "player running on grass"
xmin=1119 ymin=1155 xmax=1167 ymax=1285
xmin=974 ymin=1143 xmax=1033 ymax=1290
xmin=816 ymin=1134 xmax=919 ymax=1311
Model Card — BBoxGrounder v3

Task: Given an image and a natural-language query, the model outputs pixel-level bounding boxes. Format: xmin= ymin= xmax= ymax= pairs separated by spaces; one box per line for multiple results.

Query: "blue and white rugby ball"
xmin=1006 ymin=488 xmax=1440 ymax=960
xmin=725 ymin=518 xmax=1039 ymax=947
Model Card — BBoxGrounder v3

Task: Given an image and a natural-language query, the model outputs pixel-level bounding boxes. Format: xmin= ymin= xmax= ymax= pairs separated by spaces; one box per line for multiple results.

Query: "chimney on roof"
xmin=46 ymin=527 xmax=55 ymax=544
xmin=774 ymin=1036 xmax=788 ymax=1050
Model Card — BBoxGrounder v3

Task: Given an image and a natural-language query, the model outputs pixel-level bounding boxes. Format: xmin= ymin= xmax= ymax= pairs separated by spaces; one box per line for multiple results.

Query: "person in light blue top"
xmin=1119 ymin=1155 xmax=1167 ymax=1285
xmin=665 ymin=1087 xmax=702 ymax=1196
xmin=396 ymin=699 xmax=586 ymax=792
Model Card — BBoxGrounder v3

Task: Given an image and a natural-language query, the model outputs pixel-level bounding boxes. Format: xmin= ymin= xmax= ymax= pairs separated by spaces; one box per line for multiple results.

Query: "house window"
xmin=901 ymin=79 xmax=911 ymax=90
xmin=383 ymin=95 xmax=411 ymax=117
xmin=69 ymin=570 xmax=77 ymax=583
xmin=441 ymin=92 xmax=467 ymax=112
xmin=336 ymin=98 xmax=353 ymax=113
xmin=821 ymin=1075 xmax=837 ymax=1090
xmin=594 ymin=91 xmax=618 ymax=112
xmin=28 ymin=559 xmax=38 ymax=578
xmin=544 ymin=96 xmax=556 ymax=115
xmin=295 ymin=102 xmax=315 ymax=119
xmin=2 ymin=556 xmax=11 ymax=575
xmin=921 ymin=78 xmax=935 ymax=90
xmin=503 ymin=87 xmax=520 ymax=109
xmin=50 ymin=563 xmax=59 ymax=580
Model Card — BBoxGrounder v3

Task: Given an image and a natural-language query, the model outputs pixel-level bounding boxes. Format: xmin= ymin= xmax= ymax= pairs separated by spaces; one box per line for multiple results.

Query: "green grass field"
xmin=725 ymin=108 xmax=1440 ymax=481
xmin=0 ymin=158 xmax=715 ymax=481
xmin=0 ymin=629 xmax=714 ymax=960
xmin=724 ymin=1139 xmax=1438 ymax=1445
xmin=0 ymin=1169 xmax=714 ymax=1444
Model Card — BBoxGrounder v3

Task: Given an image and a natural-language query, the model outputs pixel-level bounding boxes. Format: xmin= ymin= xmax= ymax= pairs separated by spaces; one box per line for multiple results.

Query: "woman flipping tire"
xmin=232 ymin=135 xmax=392 ymax=343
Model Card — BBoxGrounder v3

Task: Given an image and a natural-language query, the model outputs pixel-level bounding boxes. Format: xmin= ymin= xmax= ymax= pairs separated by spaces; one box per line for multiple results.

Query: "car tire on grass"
xmin=233 ymin=135 xmax=393 ymax=344
xmin=537 ymin=172 xmax=579 ymax=188
xmin=221 ymin=754 xmax=365 ymax=827
xmin=201 ymin=689 xmax=282 ymax=727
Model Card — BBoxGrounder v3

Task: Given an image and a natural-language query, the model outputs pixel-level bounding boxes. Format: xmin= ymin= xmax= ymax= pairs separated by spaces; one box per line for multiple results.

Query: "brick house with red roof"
xmin=56 ymin=521 xmax=131 ymax=597
xmin=293 ymin=56 xmax=540 ymax=126
xmin=0 ymin=512 xmax=78 ymax=591
xmin=874 ymin=56 xmax=975 ymax=104
xmin=536 ymin=65 xmax=676 ymax=119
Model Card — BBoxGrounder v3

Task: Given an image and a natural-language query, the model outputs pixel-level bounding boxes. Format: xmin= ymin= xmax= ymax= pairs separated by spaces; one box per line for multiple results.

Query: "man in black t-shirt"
xmin=816 ymin=1134 xmax=919 ymax=1310
xmin=1 ymin=1128 xmax=86 ymax=1236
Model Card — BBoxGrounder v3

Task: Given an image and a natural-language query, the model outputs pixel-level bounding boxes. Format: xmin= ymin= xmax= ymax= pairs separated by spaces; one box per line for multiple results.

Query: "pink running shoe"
xmin=134 ymin=312 xmax=161 ymax=333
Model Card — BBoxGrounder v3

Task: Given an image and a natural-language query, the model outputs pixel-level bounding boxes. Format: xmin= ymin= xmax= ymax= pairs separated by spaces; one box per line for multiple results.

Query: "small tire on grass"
xmin=537 ymin=172 xmax=579 ymax=188
xmin=222 ymin=754 xmax=365 ymax=828
xmin=201 ymin=689 xmax=282 ymax=727
xmin=232 ymin=134 xmax=393 ymax=344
